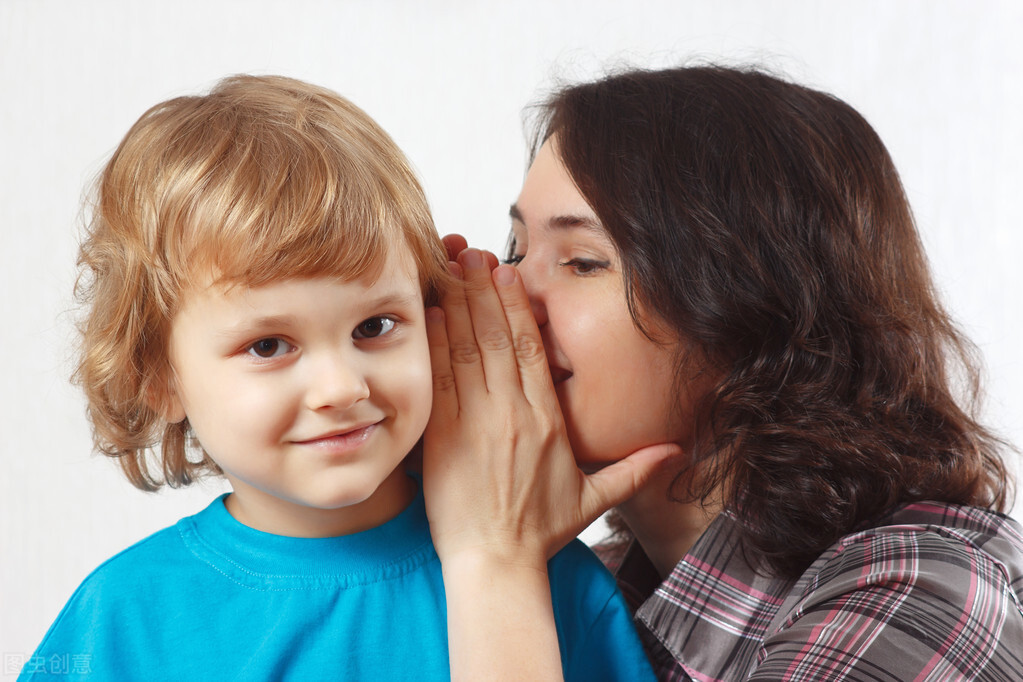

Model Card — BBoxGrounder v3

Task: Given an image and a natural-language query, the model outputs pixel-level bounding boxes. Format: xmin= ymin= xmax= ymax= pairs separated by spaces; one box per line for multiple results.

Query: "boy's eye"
xmin=354 ymin=316 xmax=397 ymax=339
xmin=247 ymin=338 xmax=292 ymax=359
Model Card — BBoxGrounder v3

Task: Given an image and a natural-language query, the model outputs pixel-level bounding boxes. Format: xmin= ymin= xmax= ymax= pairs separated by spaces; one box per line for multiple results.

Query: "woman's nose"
xmin=516 ymin=256 xmax=548 ymax=328
xmin=529 ymin=294 xmax=548 ymax=328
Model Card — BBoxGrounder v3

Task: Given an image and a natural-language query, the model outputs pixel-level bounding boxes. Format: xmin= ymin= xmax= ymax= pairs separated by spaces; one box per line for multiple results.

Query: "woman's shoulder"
xmin=821 ymin=502 xmax=1023 ymax=579
xmin=798 ymin=502 xmax=1023 ymax=600
xmin=752 ymin=503 xmax=1023 ymax=679
xmin=874 ymin=500 xmax=1023 ymax=539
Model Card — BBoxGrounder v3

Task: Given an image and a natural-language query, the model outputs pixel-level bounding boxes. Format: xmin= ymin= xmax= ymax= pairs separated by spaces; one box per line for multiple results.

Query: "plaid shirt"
xmin=611 ymin=502 xmax=1023 ymax=681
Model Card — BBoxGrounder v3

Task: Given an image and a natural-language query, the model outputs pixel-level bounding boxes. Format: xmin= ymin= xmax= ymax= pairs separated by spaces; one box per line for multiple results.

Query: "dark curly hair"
xmin=533 ymin=64 xmax=1013 ymax=577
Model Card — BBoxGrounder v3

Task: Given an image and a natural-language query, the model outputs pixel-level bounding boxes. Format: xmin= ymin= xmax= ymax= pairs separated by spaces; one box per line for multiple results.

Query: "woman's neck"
xmin=616 ymin=467 xmax=721 ymax=579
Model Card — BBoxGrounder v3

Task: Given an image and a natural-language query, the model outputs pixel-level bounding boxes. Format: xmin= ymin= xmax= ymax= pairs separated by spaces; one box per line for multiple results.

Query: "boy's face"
xmin=163 ymin=247 xmax=432 ymax=537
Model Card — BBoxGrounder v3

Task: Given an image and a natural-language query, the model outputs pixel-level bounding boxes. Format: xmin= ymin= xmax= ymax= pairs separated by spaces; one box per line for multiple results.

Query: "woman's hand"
xmin=423 ymin=235 xmax=679 ymax=568
xmin=422 ymin=235 xmax=678 ymax=681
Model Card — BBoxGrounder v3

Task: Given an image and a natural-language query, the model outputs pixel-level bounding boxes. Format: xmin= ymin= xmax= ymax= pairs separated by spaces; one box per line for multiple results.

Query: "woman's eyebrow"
xmin=509 ymin=203 xmax=602 ymax=233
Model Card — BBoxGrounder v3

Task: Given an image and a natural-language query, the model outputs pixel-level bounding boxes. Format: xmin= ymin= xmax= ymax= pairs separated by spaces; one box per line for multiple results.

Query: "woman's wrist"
xmin=438 ymin=540 xmax=551 ymax=579
xmin=442 ymin=549 xmax=563 ymax=681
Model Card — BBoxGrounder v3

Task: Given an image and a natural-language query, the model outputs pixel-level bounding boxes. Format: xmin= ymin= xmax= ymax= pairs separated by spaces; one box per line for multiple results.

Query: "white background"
xmin=2 ymin=0 xmax=1021 ymax=666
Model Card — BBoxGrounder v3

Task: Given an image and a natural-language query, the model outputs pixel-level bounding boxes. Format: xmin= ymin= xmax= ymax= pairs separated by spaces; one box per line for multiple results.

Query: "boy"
xmin=21 ymin=75 xmax=653 ymax=680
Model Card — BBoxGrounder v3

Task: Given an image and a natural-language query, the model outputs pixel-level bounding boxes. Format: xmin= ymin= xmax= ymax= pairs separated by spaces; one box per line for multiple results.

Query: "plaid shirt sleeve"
xmin=627 ymin=503 xmax=1023 ymax=682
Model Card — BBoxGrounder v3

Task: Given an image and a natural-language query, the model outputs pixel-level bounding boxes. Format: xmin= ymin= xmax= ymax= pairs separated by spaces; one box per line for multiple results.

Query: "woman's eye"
xmin=354 ymin=316 xmax=397 ymax=339
xmin=560 ymin=258 xmax=609 ymax=275
xmin=247 ymin=338 xmax=292 ymax=359
xmin=502 ymin=234 xmax=523 ymax=265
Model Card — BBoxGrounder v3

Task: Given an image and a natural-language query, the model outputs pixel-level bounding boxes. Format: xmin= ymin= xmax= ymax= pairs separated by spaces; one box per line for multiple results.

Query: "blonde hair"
xmin=75 ymin=74 xmax=449 ymax=491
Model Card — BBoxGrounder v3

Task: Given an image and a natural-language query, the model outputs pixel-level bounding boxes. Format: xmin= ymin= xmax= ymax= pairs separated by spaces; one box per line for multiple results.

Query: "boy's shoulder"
xmin=547 ymin=540 xmax=659 ymax=680
xmin=549 ymin=537 xmax=614 ymax=576
xmin=46 ymin=497 xmax=228 ymax=627
xmin=547 ymin=538 xmax=620 ymax=606
xmin=24 ymin=506 xmax=208 ymax=671
xmin=58 ymin=506 xmax=203 ymax=602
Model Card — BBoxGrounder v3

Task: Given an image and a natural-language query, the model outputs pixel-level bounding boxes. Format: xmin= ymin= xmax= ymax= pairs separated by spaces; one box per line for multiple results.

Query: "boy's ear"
xmin=146 ymin=370 xmax=187 ymax=424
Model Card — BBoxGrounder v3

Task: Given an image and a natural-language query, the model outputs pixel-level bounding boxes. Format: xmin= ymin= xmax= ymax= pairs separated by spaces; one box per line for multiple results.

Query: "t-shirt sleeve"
xmin=17 ymin=530 xmax=184 ymax=681
xmin=548 ymin=539 xmax=657 ymax=682
xmin=748 ymin=527 xmax=1023 ymax=681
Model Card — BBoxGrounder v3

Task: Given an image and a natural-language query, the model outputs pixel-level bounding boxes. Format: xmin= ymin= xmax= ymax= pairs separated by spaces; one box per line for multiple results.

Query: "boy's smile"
xmin=163 ymin=247 xmax=432 ymax=537
xmin=291 ymin=422 xmax=380 ymax=453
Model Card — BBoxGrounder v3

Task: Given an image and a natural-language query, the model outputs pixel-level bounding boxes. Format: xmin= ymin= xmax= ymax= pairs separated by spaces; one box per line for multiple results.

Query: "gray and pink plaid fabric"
xmin=613 ymin=502 xmax=1023 ymax=681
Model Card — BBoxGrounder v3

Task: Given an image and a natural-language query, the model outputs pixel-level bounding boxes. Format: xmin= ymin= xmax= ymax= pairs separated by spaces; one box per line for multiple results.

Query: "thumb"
xmin=579 ymin=443 xmax=681 ymax=521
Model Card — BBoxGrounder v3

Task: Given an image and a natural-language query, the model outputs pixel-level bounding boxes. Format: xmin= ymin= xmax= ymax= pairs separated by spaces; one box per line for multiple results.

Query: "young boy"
xmin=21 ymin=75 xmax=654 ymax=680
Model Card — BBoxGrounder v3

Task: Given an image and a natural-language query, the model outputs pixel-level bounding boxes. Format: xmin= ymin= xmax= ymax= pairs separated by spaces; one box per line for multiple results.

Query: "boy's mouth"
xmin=293 ymin=421 xmax=381 ymax=446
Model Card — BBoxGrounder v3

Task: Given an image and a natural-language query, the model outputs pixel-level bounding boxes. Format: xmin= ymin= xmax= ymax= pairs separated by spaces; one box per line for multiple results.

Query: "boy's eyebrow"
xmin=217 ymin=315 xmax=297 ymax=337
xmin=216 ymin=293 xmax=421 ymax=337
xmin=359 ymin=292 xmax=421 ymax=310
xmin=508 ymin=203 xmax=603 ymax=233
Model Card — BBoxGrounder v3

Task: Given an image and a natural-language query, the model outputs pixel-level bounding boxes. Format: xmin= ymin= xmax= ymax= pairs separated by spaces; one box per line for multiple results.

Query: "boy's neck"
xmin=223 ymin=469 xmax=417 ymax=538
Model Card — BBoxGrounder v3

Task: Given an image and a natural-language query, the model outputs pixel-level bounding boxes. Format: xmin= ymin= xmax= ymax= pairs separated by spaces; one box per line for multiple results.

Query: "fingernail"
xmin=462 ymin=249 xmax=483 ymax=268
xmin=494 ymin=265 xmax=516 ymax=286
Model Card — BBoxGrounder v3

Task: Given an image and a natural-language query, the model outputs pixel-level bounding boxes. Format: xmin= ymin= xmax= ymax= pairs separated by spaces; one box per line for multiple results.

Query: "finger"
xmin=425 ymin=306 xmax=458 ymax=421
xmin=482 ymin=250 xmax=500 ymax=271
xmin=442 ymin=234 xmax=469 ymax=261
xmin=460 ymin=247 xmax=501 ymax=273
xmin=579 ymin=444 xmax=681 ymax=521
xmin=458 ymin=249 xmax=521 ymax=390
xmin=491 ymin=264 xmax=555 ymax=407
xmin=439 ymin=261 xmax=489 ymax=400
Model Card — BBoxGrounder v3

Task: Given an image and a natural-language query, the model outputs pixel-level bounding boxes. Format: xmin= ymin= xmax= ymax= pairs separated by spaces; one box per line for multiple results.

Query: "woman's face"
xmin=509 ymin=140 xmax=687 ymax=469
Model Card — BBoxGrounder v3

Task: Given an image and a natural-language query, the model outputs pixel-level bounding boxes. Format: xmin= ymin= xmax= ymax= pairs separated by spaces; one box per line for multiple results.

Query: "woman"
xmin=423 ymin=65 xmax=1023 ymax=680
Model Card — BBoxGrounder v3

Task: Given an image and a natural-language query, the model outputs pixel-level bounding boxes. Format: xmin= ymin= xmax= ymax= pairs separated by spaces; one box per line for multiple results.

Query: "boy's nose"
xmin=305 ymin=356 xmax=370 ymax=411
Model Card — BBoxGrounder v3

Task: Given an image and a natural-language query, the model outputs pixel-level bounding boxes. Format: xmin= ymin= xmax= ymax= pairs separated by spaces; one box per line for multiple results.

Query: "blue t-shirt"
xmin=22 ymin=486 xmax=654 ymax=680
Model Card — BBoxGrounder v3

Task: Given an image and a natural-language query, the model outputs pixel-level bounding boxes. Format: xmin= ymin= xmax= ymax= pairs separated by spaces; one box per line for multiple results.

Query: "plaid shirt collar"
xmin=618 ymin=512 xmax=793 ymax=680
